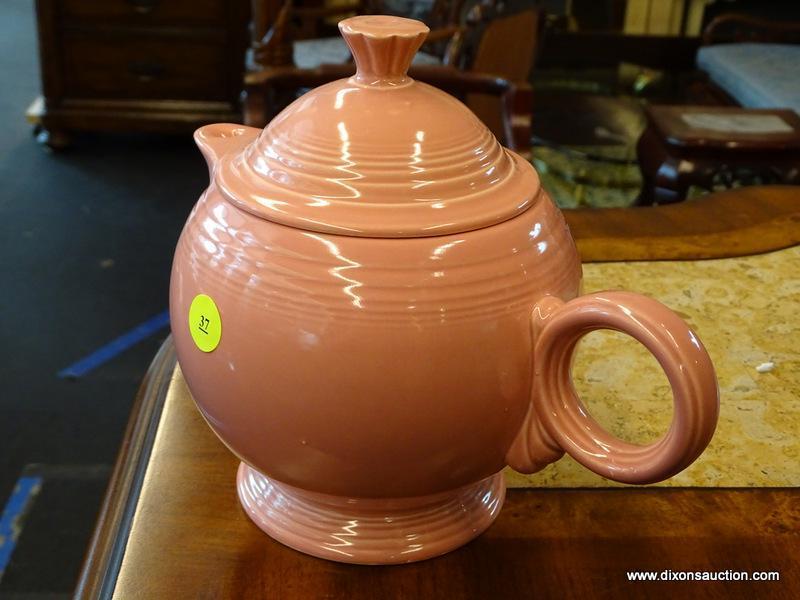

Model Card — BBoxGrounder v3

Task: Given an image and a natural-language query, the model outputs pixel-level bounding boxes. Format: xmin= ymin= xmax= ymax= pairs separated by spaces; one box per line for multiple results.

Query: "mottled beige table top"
xmin=171 ymin=246 xmax=798 ymax=489
xmin=508 ymin=245 xmax=799 ymax=488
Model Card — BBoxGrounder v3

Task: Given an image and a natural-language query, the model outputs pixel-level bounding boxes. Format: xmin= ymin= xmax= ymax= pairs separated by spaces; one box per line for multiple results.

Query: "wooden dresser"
xmin=30 ymin=0 xmax=251 ymax=147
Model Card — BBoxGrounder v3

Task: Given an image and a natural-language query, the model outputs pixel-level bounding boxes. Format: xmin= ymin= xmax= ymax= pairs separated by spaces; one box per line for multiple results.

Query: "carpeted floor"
xmin=0 ymin=1 xmax=205 ymax=595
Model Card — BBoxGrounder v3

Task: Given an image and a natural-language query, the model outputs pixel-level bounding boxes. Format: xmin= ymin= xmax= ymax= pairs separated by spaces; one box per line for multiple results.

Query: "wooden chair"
xmin=245 ymin=2 xmax=543 ymax=152
xmin=702 ymin=13 xmax=800 ymax=46
xmin=249 ymin=0 xmax=471 ymax=71
xmin=461 ymin=6 xmax=543 ymax=149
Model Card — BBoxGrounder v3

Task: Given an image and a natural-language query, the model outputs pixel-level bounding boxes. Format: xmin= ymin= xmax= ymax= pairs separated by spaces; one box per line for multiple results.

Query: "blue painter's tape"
xmin=0 ymin=476 xmax=43 ymax=575
xmin=58 ymin=310 xmax=170 ymax=379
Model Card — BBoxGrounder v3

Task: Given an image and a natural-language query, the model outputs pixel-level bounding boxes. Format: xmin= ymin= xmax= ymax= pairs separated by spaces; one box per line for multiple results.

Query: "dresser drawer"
xmin=61 ymin=36 xmax=229 ymax=101
xmin=61 ymin=0 xmax=226 ymax=26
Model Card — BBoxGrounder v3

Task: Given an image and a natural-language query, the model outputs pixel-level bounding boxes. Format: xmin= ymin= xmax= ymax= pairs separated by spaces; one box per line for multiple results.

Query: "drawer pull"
xmin=128 ymin=60 xmax=166 ymax=83
xmin=125 ymin=0 xmax=160 ymax=15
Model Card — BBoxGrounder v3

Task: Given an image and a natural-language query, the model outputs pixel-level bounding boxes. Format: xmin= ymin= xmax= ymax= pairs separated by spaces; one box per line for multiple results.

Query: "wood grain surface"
xmin=31 ymin=0 xmax=249 ymax=146
xmin=75 ymin=186 xmax=800 ymax=599
xmin=566 ymin=185 xmax=800 ymax=262
xmin=74 ymin=342 xmax=175 ymax=599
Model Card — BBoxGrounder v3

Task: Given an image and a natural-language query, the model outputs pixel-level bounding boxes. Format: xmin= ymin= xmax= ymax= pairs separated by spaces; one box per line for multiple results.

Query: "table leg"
xmin=776 ymin=157 xmax=800 ymax=184
xmin=636 ymin=128 xmax=689 ymax=205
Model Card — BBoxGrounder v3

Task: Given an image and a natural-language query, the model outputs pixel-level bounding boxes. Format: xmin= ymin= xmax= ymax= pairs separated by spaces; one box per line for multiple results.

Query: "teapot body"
xmin=170 ymin=181 xmax=581 ymax=499
xmin=169 ymin=15 xmax=719 ymax=564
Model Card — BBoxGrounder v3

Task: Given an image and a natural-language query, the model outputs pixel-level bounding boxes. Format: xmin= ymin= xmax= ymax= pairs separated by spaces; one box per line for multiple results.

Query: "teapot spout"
xmin=194 ymin=123 xmax=260 ymax=177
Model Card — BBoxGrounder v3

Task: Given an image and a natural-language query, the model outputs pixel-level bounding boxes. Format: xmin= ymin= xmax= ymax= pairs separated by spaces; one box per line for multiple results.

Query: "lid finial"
xmin=339 ymin=16 xmax=429 ymax=86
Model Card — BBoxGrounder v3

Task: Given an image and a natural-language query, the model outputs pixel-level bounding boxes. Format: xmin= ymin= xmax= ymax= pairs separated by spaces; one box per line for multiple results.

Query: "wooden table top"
xmin=646 ymin=105 xmax=800 ymax=150
xmin=75 ymin=186 xmax=800 ymax=599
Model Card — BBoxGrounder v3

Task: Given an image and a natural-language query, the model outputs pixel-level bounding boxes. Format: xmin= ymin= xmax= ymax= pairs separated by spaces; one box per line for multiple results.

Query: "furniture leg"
xmin=35 ymin=127 xmax=71 ymax=150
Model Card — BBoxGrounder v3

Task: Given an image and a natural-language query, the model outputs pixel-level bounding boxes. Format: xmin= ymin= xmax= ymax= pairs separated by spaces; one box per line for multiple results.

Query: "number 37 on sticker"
xmin=189 ymin=294 xmax=222 ymax=352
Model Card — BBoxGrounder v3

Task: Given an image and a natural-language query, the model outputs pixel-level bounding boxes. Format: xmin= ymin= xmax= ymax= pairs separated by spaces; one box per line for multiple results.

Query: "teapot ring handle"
xmin=506 ymin=292 xmax=719 ymax=484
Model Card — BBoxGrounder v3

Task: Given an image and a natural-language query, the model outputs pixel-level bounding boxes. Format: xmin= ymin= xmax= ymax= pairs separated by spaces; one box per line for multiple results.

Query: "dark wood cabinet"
xmin=30 ymin=0 xmax=251 ymax=147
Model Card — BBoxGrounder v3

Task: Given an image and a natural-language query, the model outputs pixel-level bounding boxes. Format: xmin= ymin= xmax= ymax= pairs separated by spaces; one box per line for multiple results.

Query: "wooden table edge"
xmin=566 ymin=185 xmax=800 ymax=262
xmin=74 ymin=342 xmax=176 ymax=600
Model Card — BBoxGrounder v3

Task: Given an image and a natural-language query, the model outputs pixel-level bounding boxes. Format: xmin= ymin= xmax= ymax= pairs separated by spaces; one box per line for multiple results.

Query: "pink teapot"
xmin=170 ymin=16 xmax=719 ymax=564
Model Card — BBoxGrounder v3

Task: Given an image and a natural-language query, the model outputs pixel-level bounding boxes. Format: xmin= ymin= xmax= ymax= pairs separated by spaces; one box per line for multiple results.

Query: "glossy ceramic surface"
xmin=170 ymin=15 xmax=719 ymax=564
xmin=237 ymin=464 xmax=505 ymax=565
xmin=210 ymin=17 xmax=538 ymax=238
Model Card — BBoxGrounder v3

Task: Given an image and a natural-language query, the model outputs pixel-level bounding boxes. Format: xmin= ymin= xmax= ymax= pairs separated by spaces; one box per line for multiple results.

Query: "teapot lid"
xmin=215 ymin=15 xmax=541 ymax=238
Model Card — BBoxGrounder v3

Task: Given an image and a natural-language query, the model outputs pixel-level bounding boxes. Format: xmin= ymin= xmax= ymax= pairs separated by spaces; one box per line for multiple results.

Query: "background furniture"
xmin=29 ymin=0 xmax=250 ymax=148
xmin=692 ymin=13 xmax=800 ymax=108
xmin=245 ymin=2 xmax=541 ymax=152
xmin=462 ymin=6 xmax=542 ymax=146
xmin=250 ymin=0 xmax=472 ymax=71
xmin=637 ymin=105 xmax=800 ymax=204
xmin=75 ymin=186 xmax=800 ymax=599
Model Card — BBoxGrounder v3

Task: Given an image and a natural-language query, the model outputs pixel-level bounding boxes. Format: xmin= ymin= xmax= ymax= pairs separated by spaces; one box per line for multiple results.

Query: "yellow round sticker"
xmin=188 ymin=294 xmax=221 ymax=352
